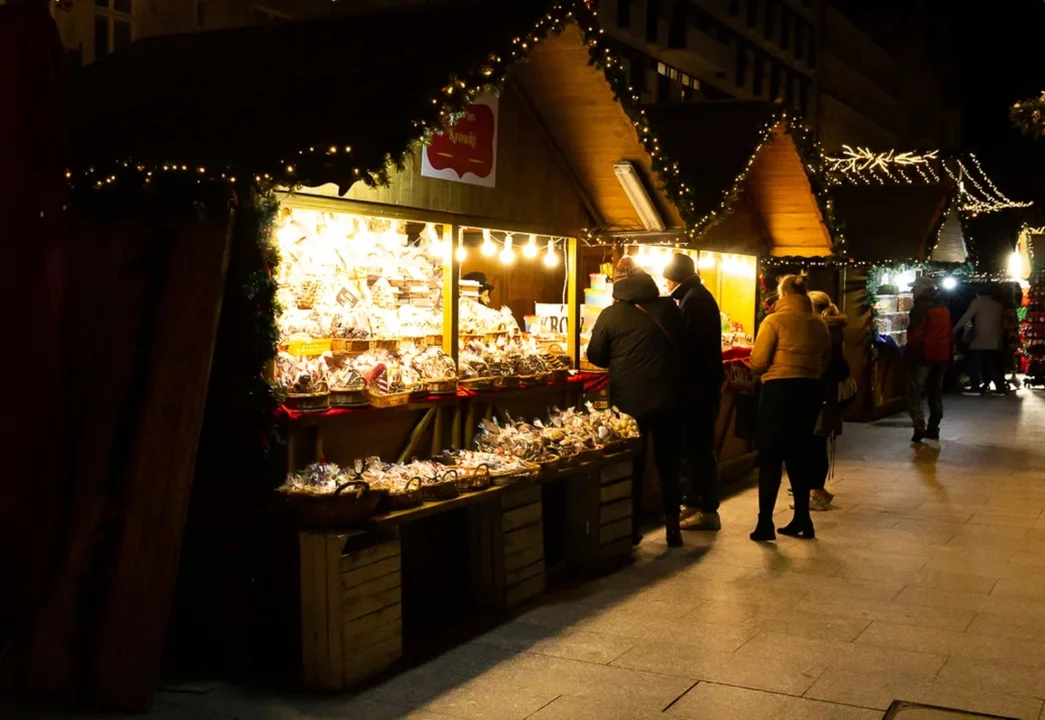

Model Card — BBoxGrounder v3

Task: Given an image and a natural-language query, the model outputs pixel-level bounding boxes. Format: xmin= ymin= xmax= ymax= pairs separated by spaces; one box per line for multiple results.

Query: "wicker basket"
xmin=368 ymin=388 xmax=412 ymax=409
xmin=424 ymin=334 xmax=444 ymax=347
xmin=329 ymin=387 xmax=368 ymax=408
xmin=489 ymin=460 xmax=542 ymax=482
xmin=279 ymin=480 xmax=385 ymax=528
xmin=453 ymin=464 xmax=491 ymax=493
xmin=460 ymin=377 xmax=497 ymax=391
xmin=536 ymin=455 xmax=560 ymax=473
xmin=284 ymin=393 xmax=331 ymax=412
xmin=331 ymin=338 xmax=371 ymax=354
xmin=561 ymin=448 xmax=602 ymax=467
xmin=421 ymin=470 xmax=460 ymax=501
xmin=376 ymin=478 xmax=423 ymax=512
xmin=294 ymin=280 xmax=320 ymax=310
xmin=526 ymin=372 xmax=552 ymax=386
xmin=371 ymin=338 xmax=400 ymax=352
xmin=426 ymin=378 xmax=459 ymax=395
xmin=496 ymin=375 xmax=522 ymax=390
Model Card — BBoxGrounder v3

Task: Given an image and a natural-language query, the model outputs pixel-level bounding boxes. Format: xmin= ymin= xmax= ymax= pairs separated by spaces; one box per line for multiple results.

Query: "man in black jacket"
xmin=587 ymin=257 xmax=687 ymax=547
xmin=664 ymin=254 xmax=724 ymax=531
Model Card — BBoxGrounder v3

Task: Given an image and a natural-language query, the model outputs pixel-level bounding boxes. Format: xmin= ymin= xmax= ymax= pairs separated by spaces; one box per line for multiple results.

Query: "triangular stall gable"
xmin=929 ymin=209 xmax=969 ymax=264
xmin=644 ymin=102 xmax=834 ymax=257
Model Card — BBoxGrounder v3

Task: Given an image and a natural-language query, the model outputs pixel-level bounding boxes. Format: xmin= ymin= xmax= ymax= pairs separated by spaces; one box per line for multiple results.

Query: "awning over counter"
xmin=67 ymin=2 xmax=556 ymax=190
xmin=831 ymin=184 xmax=968 ymax=264
xmin=643 ymin=102 xmax=837 ymax=258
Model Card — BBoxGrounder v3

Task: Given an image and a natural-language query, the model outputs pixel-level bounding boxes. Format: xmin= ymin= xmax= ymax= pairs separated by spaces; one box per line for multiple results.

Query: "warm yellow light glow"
xmin=481 ymin=228 xmax=496 ymax=257
xmin=426 ymin=223 xmax=445 ymax=258
xmin=543 ymin=240 xmax=559 ymax=268
xmin=500 ymin=234 xmax=515 ymax=264
xmin=698 ymin=253 xmax=716 ymax=270
xmin=455 ymin=244 xmax=468 ymax=263
xmin=1008 ymin=251 xmax=1024 ymax=279
xmin=523 ymin=234 xmax=539 ymax=259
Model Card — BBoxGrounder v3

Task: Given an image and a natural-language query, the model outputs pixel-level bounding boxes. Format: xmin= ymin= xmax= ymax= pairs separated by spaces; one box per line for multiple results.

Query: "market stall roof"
xmin=509 ymin=26 xmax=683 ymax=235
xmin=643 ymin=102 xmax=837 ymax=257
xmin=831 ymin=184 xmax=967 ymax=264
xmin=67 ymin=1 xmax=557 ymax=189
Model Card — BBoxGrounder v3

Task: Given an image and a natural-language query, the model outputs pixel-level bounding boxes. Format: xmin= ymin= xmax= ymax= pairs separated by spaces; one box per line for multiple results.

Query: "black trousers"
xmin=632 ymin=410 xmax=682 ymax=534
xmin=967 ymin=349 xmax=1005 ymax=392
xmin=757 ymin=379 xmax=823 ymax=524
xmin=682 ymin=399 xmax=720 ymax=513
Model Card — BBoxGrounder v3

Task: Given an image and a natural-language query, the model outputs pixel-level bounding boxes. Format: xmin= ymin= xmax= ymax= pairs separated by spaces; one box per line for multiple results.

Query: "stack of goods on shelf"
xmin=580 ymin=270 xmax=613 ymax=370
xmin=873 ymin=288 xmax=914 ymax=347
xmin=275 ymin=210 xmax=444 ymax=349
xmin=457 ymin=336 xmax=557 ymax=389
xmin=1025 ymin=271 xmax=1045 ymax=386
xmin=720 ymin=312 xmax=752 ymax=349
xmin=474 ymin=405 xmax=640 ymax=469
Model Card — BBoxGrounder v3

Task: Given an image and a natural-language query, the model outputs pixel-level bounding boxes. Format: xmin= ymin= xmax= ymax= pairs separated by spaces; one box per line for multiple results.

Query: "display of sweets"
xmin=475 ymin=405 xmax=639 ymax=461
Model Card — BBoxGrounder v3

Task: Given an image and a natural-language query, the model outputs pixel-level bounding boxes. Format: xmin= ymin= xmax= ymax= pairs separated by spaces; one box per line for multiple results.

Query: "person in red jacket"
xmin=906 ymin=277 xmax=953 ymax=442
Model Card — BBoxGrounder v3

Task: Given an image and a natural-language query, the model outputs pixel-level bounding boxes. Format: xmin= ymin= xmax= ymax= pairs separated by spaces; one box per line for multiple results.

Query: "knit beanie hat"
xmin=663 ymin=253 xmax=696 ymax=283
xmin=613 ymin=256 xmax=643 ymax=282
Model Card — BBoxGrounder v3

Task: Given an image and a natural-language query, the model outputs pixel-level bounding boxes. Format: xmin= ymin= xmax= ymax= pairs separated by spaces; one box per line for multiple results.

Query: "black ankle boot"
xmin=749 ymin=518 xmax=776 ymax=542
xmin=665 ymin=514 xmax=683 ymax=548
xmin=778 ymin=517 xmax=815 ymax=539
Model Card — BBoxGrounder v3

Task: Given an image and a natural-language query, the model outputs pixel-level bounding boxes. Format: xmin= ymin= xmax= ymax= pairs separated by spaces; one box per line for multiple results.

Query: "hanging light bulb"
xmin=480 ymin=228 xmax=496 ymax=257
xmin=455 ymin=241 xmax=468 ymax=263
xmin=499 ymin=234 xmax=515 ymax=264
xmin=425 ymin=223 xmax=444 ymax=259
xmin=524 ymin=234 xmax=539 ymax=259
xmin=543 ymin=239 xmax=559 ymax=268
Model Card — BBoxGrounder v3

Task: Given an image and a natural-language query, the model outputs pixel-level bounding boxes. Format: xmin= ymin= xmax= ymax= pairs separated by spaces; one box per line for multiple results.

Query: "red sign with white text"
xmin=421 ymin=95 xmax=498 ymax=187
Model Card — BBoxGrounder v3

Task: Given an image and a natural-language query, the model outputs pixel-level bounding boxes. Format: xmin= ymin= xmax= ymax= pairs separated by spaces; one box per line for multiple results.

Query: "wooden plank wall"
xmin=339 ymin=86 xmax=591 ymax=234
xmin=598 ymin=457 xmax=634 ymax=565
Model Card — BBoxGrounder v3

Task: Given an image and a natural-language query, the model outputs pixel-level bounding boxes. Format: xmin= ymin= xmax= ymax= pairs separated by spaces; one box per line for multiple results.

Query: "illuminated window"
xmin=94 ymin=0 xmax=133 ymax=61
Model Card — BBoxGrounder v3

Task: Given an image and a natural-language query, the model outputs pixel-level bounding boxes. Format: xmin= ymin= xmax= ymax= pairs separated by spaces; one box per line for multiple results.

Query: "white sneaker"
xmin=679 ymin=510 xmax=721 ymax=531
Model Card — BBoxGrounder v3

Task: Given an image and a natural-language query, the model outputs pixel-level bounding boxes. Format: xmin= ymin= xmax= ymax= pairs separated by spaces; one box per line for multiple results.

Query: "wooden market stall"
xmin=641 ymin=101 xmax=840 ymax=484
xmin=41 ymin=0 xmax=704 ymax=707
xmin=831 ymin=184 xmax=969 ymax=419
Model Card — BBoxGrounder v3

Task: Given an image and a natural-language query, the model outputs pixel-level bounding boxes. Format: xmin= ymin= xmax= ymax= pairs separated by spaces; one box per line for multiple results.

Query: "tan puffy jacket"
xmin=750 ymin=294 xmax=832 ymax=382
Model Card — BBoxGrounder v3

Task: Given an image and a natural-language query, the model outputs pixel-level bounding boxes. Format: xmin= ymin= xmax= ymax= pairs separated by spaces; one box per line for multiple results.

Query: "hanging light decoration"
xmin=499 ymin=234 xmax=516 ymax=264
xmin=425 ymin=223 xmax=445 ymax=259
xmin=480 ymin=228 xmax=496 ymax=257
xmin=524 ymin=233 xmax=539 ymax=259
xmin=543 ymin=239 xmax=559 ymax=268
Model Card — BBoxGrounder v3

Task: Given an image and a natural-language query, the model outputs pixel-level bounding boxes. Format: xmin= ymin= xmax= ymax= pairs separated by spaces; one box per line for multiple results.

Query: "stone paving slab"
xmin=7 ymin=392 xmax=1045 ymax=719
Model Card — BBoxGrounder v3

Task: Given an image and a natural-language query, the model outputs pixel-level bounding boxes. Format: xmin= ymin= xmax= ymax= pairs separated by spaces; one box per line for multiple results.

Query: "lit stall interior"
xmin=697 ymin=251 xmax=757 ymax=348
xmin=872 ymin=268 xmax=917 ymax=347
xmin=272 ymin=205 xmax=573 ymax=404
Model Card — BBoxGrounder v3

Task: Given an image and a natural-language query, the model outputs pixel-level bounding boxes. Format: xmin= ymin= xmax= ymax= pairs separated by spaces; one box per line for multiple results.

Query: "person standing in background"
xmin=907 ymin=277 xmax=953 ymax=442
xmin=954 ymin=285 xmax=1008 ymax=395
xmin=462 ymin=271 xmax=495 ymax=307
xmin=748 ymin=275 xmax=831 ymax=541
xmin=587 ymin=257 xmax=688 ymax=548
xmin=662 ymin=253 xmax=725 ymax=531
xmin=807 ymin=291 xmax=850 ymax=511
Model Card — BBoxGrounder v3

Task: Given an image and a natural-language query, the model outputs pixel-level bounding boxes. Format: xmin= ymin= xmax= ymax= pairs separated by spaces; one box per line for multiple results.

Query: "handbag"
xmin=838 ymin=376 xmax=858 ymax=407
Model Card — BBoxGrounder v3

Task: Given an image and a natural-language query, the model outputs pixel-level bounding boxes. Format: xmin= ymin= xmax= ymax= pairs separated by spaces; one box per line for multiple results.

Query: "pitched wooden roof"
xmin=643 ymin=102 xmax=834 ymax=256
xmin=831 ymin=184 xmax=955 ymax=263
xmin=509 ymin=26 xmax=683 ymax=234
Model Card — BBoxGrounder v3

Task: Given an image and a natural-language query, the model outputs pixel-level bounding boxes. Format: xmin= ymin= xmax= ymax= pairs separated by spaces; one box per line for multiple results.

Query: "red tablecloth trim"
xmin=723 ymin=345 xmax=753 ymax=362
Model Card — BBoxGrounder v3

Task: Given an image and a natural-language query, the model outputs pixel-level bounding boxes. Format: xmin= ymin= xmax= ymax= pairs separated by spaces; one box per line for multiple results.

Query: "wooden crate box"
xmin=598 ymin=455 xmax=633 ymax=565
xmin=300 ymin=532 xmax=403 ymax=691
xmin=500 ymin=485 xmax=546 ymax=607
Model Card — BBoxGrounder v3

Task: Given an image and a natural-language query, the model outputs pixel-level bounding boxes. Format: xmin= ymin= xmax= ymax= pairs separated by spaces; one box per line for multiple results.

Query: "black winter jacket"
xmin=586 ymin=273 xmax=688 ymax=421
xmin=671 ymin=276 xmax=724 ymax=401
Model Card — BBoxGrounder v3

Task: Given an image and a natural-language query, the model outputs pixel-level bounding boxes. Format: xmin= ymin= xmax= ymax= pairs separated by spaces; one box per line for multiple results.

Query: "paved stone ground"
xmin=22 ymin=391 xmax=1045 ymax=719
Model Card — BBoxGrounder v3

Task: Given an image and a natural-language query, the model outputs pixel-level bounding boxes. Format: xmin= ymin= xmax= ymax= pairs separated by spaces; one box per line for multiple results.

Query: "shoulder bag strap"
xmin=634 ymin=303 xmax=680 ymax=352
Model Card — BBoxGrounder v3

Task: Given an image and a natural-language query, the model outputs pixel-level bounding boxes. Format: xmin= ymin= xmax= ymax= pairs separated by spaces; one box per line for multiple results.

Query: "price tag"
xmin=336 ymin=285 xmax=360 ymax=307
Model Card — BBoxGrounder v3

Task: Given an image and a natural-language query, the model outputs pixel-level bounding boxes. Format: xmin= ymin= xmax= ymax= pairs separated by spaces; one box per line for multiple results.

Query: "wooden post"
xmin=567 ymin=236 xmax=580 ymax=368
xmin=443 ymin=224 xmax=459 ymax=365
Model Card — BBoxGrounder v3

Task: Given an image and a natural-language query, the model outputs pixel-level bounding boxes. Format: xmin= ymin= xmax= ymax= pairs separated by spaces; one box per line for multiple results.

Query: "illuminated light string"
xmin=1010 ymin=91 xmax=1045 ymax=139
xmin=65 ymin=1 xmax=848 ymax=262
xmin=825 ymin=147 xmax=1031 ymax=216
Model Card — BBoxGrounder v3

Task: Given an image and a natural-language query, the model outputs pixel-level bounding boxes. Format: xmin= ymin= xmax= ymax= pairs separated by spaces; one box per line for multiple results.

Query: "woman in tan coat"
xmin=749 ymin=275 xmax=831 ymax=541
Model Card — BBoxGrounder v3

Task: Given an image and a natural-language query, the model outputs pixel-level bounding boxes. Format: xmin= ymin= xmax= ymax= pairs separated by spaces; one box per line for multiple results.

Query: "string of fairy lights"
xmin=824 ymin=147 xmax=1032 ymax=217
